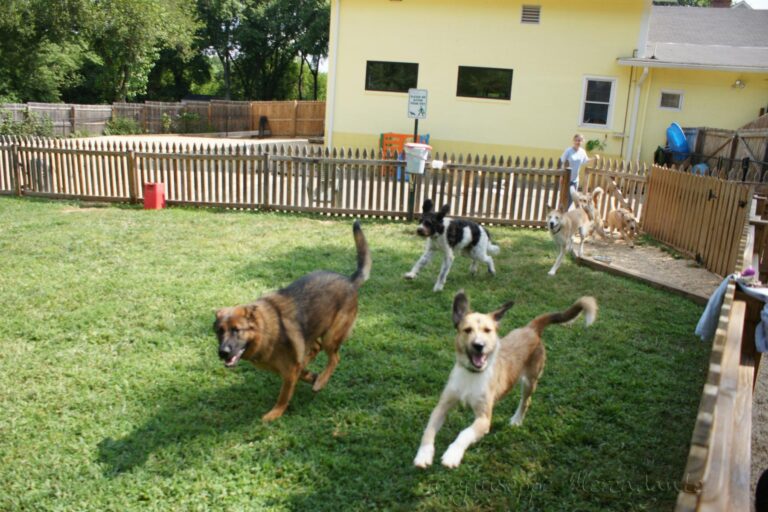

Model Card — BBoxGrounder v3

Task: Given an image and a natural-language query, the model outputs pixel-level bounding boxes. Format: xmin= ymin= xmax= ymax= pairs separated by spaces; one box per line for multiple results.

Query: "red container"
xmin=143 ymin=183 xmax=166 ymax=209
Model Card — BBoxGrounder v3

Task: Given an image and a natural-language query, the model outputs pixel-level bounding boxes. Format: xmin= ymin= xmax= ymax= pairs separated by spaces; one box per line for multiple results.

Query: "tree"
xmin=235 ymin=0 xmax=326 ymax=100
xmin=196 ymin=0 xmax=245 ymax=100
xmin=295 ymin=0 xmax=329 ymax=100
xmin=0 ymin=0 xmax=91 ymax=102
xmin=86 ymin=0 xmax=199 ymax=102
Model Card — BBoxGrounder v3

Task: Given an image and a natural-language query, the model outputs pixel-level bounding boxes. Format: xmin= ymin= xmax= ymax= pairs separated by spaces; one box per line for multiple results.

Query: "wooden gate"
xmin=642 ymin=165 xmax=753 ymax=276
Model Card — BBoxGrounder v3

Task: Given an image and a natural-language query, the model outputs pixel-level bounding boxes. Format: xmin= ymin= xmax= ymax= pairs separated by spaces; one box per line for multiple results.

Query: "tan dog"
xmin=606 ymin=208 xmax=639 ymax=247
xmin=546 ymin=188 xmax=604 ymax=276
xmin=413 ymin=293 xmax=597 ymax=468
xmin=214 ymin=221 xmax=372 ymax=421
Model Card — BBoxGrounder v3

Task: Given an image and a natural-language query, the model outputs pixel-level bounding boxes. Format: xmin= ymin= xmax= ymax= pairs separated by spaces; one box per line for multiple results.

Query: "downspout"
xmin=625 ymin=67 xmax=649 ymax=162
xmin=326 ymin=0 xmax=341 ymax=150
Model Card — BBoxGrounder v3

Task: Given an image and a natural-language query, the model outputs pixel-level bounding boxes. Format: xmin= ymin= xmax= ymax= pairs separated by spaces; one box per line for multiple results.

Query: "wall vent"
xmin=521 ymin=5 xmax=541 ymax=24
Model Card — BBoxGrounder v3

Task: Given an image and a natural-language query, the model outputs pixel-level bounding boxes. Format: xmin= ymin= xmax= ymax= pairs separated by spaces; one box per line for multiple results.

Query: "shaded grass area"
xmin=0 ymin=197 xmax=709 ymax=511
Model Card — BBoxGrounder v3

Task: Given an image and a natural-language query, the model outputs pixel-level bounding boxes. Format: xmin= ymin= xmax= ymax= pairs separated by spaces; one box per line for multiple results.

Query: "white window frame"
xmin=579 ymin=76 xmax=617 ymax=129
xmin=659 ymin=89 xmax=684 ymax=111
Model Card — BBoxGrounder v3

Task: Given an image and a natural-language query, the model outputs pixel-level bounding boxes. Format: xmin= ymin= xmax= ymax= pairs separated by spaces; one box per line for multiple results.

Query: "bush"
xmin=0 ymin=110 xmax=54 ymax=137
xmin=104 ymin=116 xmax=143 ymax=135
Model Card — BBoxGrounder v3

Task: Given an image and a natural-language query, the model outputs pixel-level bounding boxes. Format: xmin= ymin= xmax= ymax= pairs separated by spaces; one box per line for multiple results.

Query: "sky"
xmin=744 ymin=0 xmax=768 ymax=7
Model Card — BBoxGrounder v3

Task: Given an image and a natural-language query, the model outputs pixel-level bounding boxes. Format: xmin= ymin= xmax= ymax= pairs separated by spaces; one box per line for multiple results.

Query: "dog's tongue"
xmin=225 ymin=349 xmax=245 ymax=367
xmin=471 ymin=353 xmax=486 ymax=368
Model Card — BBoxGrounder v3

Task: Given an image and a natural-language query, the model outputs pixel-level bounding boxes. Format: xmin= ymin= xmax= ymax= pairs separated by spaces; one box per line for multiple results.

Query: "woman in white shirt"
xmin=560 ymin=133 xmax=599 ymax=208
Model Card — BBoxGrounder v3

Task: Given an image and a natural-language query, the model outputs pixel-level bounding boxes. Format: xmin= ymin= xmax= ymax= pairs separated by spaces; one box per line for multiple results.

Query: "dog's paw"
xmin=510 ymin=413 xmax=524 ymax=427
xmin=547 ymin=269 xmax=556 ymax=276
xmin=261 ymin=409 xmax=284 ymax=422
xmin=440 ymin=446 xmax=464 ymax=469
xmin=432 ymin=284 xmax=444 ymax=292
xmin=403 ymin=272 xmax=417 ymax=280
xmin=413 ymin=445 xmax=435 ymax=468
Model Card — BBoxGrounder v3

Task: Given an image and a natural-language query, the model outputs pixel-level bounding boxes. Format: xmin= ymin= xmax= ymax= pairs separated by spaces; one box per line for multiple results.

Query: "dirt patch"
xmin=580 ymin=238 xmax=722 ymax=299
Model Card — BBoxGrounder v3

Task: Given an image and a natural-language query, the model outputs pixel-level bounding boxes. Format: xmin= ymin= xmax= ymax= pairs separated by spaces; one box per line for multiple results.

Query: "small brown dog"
xmin=214 ymin=221 xmax=371 ymax=421
xmin=413 ymin=293 xmax=597 ymax=468
xmin=606 ymin=208 xmax=639 ymax=247
xmin=546 ymin=188 xmax=604 ymax=276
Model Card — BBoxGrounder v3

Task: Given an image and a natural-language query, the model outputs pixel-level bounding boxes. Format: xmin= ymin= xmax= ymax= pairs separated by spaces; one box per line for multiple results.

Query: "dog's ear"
xmin=215 ymin=308 xmax=229 ymax=320
xmin=437 ymin=204 xmax=450 ymax=219
xmin=452 ymin=290 xmax=470 ymax=328
xmin=422 ymin=199 xmax=433 ymax=213
xmin=491 ymin=301 xmax=514 ymax=323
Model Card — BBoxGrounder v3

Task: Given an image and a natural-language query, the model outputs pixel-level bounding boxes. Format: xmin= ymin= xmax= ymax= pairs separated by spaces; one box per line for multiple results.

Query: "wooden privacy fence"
xmin=0 ymin=137 xmax=572 ymax=226
xmin=643 ymin=165 xmax=753 ymax=277
xmin=687 ymin=126 xmax=768 ymax=178
xmin=3 ymin=101 xmax=326 ymax=138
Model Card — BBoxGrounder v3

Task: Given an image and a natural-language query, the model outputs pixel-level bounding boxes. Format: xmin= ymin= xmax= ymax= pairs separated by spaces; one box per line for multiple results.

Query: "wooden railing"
xmin=676 ymin=207 xmax=758 ymax=511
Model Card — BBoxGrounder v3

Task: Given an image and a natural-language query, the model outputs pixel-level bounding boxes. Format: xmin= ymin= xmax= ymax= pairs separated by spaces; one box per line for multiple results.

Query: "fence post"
xmin=127 ymin=150 xmax=138 ymax=203
xmin=558 ymin=169 xmax=569 ymax=209
xmin=70 ymin=105 xmax=77 ymax=136
xmin=293 ymin=100 xmax=298 ymax=138
xmin=12 ymin=143 xmax=21 ymax=196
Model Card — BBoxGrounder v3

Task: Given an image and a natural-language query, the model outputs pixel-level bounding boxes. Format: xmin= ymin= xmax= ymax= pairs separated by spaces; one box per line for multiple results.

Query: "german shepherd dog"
xmin=413 ymin=292 xmax=597 ymax=468
xmin=214 ymin=221 xmax=372 ymax=422
xmin=404 ymin=199 xmax=500 ymax=292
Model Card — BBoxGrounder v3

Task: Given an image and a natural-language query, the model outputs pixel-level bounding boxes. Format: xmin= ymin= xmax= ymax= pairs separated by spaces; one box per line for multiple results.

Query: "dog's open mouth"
xmin=224 ymin=347 xmax=246 ymax=368
xmin=468 ymin=351 xmax=487 ymax=370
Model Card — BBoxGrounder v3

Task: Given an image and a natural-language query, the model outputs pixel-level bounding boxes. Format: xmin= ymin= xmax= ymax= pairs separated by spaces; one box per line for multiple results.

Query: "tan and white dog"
xmin=546 ymin=188 xmax=604 ymax=276
xmin=413 ymin=292 xmax=597 ymax=469
xmin=606 ymin=208 xmax=639 ymax=247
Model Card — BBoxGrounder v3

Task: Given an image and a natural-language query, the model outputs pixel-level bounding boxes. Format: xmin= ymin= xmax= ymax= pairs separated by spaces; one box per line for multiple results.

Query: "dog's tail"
xmin=350 ymin=220 xmax=372 ymax=289
xmin=591 ymin=187 xmax=603 ymax=208
xmin=484 ymin=228 xmax=501 ymax=255
xmin=527 ymin=296 xmax=597 ymax=335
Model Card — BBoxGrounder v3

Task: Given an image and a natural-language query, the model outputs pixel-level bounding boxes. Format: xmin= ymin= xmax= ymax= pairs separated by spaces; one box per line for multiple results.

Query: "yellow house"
xmin=619 ymin=5 xmax=768 ymax=163
xmin=324 ymin=0 xmax=768 ymax=164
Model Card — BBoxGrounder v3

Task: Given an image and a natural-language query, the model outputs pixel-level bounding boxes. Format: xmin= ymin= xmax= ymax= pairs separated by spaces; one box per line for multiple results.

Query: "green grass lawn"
xmin=0 ymin=197 xmax=709 ymax=511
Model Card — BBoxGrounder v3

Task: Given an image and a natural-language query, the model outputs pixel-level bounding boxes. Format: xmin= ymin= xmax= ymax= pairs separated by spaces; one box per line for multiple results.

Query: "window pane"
xmin=365 ymin=61 xmax=418 ymax=93
xmin=660 ymin=92 xmax=681 ymax=109
xmin=586 ymin=80 xmax=611 ymax=102
xmin=582 ymin=102 xmax=609 ymax=125
xmin=457 ymin=66 xmax=513 ymax=100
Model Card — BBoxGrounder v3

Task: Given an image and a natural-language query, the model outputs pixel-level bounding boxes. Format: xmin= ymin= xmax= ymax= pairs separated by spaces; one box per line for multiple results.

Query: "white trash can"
xmin=404 ymin=143 xmax=432 ymax=175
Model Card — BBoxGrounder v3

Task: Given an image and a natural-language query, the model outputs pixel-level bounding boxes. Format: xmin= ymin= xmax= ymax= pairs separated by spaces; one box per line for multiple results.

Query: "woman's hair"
xmin=573 ymin=133 xmax=585 ymax=141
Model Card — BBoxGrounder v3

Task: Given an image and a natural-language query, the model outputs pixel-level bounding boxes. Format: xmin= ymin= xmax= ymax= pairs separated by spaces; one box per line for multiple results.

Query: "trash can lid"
xmin=404 ymin=142 xmax=432 ymax=150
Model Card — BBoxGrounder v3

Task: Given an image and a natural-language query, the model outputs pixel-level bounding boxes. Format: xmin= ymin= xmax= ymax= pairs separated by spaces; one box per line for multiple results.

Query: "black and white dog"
xmin=404 ymin=199 xmax=500 ymax=292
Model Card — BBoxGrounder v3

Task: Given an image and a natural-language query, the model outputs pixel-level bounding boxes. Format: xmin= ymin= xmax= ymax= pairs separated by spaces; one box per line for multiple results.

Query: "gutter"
xmin=625 ymin=67 xmax=649 ymax=162
xmin=326 ymin=0 xmax=341 ymax=150
xmin=617 ymin=58 xmax=768 ymax=74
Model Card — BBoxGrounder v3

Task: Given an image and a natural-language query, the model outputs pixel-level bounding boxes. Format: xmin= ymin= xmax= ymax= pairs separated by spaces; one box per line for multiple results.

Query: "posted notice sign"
xmin=407 ymin=89 xmax=428 ymax=120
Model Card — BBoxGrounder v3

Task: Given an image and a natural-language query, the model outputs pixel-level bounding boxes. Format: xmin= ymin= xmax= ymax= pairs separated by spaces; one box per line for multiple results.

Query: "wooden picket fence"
xmin=643 ymin=165 xmax=753 ymax=277
xmin=582 ymin=159 xmax=649 ymax=221
xmin=0 ymin=137 xmax=758 ymax=263
xmin=0 ymin=136 xmax=570 ymax=226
